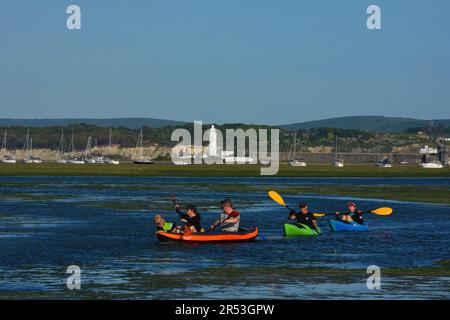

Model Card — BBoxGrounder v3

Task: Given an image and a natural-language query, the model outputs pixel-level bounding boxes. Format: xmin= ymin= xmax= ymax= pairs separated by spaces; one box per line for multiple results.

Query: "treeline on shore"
xmin=0 ymin=123 xmax=447 ymax=153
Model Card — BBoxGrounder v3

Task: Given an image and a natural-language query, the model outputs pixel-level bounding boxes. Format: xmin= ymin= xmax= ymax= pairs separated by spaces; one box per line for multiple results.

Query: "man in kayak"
xmin=175 ymin=204 xmax=203 ymax=233
xmin=335 ymin=201 xmax=364 ymax=224
xmin=210 ymin=199 xmax=240 ymax=232
xmin=154 ymin=214 xmax=178 ymax=233
xmin=289 ymin=202 xmax=319 ymax=231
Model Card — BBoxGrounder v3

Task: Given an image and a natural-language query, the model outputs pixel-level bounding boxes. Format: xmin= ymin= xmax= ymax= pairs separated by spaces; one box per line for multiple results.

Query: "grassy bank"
xmin=0 ymin=162 xmax=450 ymax=177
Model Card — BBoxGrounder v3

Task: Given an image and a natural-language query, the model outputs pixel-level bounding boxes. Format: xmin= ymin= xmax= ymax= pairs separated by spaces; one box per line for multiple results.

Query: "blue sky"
xmin=0 ymin=0 xmax=449 ymax=124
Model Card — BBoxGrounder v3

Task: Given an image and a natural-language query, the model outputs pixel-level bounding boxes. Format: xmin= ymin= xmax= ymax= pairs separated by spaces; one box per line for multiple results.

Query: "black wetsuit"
xmin=291 ymin=211 xmax=317 ymax=229
xmin=351 ymin=212 xmax=364 ymax=225
xmin=185 ymin=214 xmax=202 ymax=232
xmin=176 ymin=207 xmax=202 ymax=232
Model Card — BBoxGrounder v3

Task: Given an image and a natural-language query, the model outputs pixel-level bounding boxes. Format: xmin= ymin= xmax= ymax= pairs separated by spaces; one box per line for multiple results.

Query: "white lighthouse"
xmin=209 ymin=125 xmax=218 ymax=157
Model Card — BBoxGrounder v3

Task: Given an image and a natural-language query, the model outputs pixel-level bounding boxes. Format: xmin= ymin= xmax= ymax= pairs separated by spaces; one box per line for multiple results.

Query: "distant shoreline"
xmin=0 ymin=163 xmax=449 ymax=178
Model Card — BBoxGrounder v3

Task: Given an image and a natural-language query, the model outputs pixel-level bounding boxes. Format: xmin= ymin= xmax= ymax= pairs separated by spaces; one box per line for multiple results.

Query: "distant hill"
xmin=0 ymin=118 xmax=185 ymax=129
xmin=280 ymin=116 xmax=450 ymax=132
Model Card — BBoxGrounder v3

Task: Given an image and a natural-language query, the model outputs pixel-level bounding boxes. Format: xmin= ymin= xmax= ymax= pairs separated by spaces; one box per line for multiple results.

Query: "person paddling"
xmin=210 ymin=199 xmax=240 ymax=232
xmin=175 ymin=204 xmax=203 ymax=233
xmin=289 ymin=202 xmax=319 ymax=231
xmin=335 ymin=201 xmax=364 ymax=224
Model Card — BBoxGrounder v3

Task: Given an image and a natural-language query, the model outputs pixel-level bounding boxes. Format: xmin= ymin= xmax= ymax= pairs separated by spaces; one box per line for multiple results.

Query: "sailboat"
xmin=288 ymin=131 xmax=307 ymax=167
xmin=56 ymin=129 xmax=68 ymax=163
xmin=22 ymin=130 xmax=42 ymax=163
xmin=333 ymin=135 xmax=344 ymax=167
xmin=133 ymin=129 xmax=153 ymax=164
xmin=82 ymin=136 xmax=96 ymax=163
xmin=1 ymin=130 xmax=17 ymax=164
xmin=103 ymin=128 xmax=120 ymax=165
xmin=67 ymin=129 xmax=84 ymax=164
xmin=376 ymin=155 xmax=392 ymax=168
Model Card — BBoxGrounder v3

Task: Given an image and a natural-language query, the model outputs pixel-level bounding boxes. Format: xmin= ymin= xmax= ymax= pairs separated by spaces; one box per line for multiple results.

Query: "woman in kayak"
xmin=210 ymin=199 xmax=240 ymax=232
xmin=154 ymin=214 xmax=178 ymax=233
xmin=335 ymin=201 xmax=364 ymax=225
xmin=289 ymin=202 xmax=319 ymax=231
xmin=175 ymin=204 xmax=203 ymax=233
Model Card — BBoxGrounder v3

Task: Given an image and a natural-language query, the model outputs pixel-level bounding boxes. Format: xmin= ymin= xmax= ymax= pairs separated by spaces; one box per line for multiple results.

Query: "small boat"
xmin=156 ymin=228 xmax=258 ymax=243
xmin=67 ymin=157 xmax=85 ymax=164
xmin=420 ymin=162 xmax=443 ymax=169
xmin=104 ymin=157 xmax=120 ymax=165
xmin=133 ymin=129 xmax=154 ymax=164
xmin=288 ymin=131 xmax=307 ymax=167
xmin=283 ymin=223 xmax=321 ymax=236
xmin=56 ymin=129 xmax=68 ymax=163
xmin=22 ymin=133 xmax=43 ymax=163
xmin=333 ymin=136 xmax=344 ymax=167
xmin=329 ymin=219 xmax=368 ymax=232
xmin=1 ymin=131 xmax=16 ymax=164
xmin=333 ymin=160 xmax=344 ymax=168
xmin=376 ymin=155 xmax=392 ymax=168
xmin=2 ymin=155 xmax=16 ymax=164
xmin=104 ymin=129 xmax=120 ymax=164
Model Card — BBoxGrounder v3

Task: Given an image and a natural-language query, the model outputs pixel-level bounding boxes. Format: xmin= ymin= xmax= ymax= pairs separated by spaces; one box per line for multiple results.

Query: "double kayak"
xmin=156 ymin=227 xmax=258 ymax=243
xmin=283 ymin=223 xmax=321 ymax=236
xmin=329 ymin=219 xmax=368 ymax=232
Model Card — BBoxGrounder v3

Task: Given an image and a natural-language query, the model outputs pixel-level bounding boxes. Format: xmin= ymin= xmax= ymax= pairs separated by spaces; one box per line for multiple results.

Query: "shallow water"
xmin=0 ymin=176 xmax=449 ymax=299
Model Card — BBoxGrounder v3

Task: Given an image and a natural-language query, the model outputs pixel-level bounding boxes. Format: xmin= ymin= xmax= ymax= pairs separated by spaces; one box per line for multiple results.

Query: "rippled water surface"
xmin=0 ymin=176 xmax=449 ymax=299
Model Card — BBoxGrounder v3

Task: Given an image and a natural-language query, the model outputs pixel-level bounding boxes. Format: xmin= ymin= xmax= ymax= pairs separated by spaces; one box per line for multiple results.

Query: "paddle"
xmin=267 ymin=191 xmax=296 ymax=212
xmin=313 ymin=207 xmax=393 ymax=217
xmin=267 ymin=190 xmax=321 ymax=234
xmin=170 ymin=194 xmax=192 ymax=235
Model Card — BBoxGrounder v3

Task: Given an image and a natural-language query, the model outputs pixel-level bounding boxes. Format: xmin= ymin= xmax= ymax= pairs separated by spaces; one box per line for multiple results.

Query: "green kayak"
xmin=283 ymin=223 xmax=321 ymax=236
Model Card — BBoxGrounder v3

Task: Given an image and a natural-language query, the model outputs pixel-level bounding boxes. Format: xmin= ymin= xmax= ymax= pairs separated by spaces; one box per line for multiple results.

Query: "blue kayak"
xmin=329 ymin=219 xmax=368 ymax=232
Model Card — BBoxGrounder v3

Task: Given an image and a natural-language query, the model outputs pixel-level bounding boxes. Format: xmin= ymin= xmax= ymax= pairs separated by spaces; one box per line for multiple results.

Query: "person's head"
xmin=186 ymin=204 xmax=198 ymax=217
xmin=153 ymin=214 xmax=165 ymax=227
xmin=347 ymin=201 xmax=357 ymax=212
xmin=299 ymin=202 xmax=308 ymax=213
xmin=221 ymin=199 xmax=233 ymax=214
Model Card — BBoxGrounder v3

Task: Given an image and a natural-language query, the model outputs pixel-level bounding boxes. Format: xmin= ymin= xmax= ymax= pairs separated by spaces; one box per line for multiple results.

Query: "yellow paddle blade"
xmin=371 ymin=207 xmax=393 ymax=216
xmin=268 ymin=191 xmax=286 ymax=207
xmin=313 ymin=213 xmax=326 ymax=217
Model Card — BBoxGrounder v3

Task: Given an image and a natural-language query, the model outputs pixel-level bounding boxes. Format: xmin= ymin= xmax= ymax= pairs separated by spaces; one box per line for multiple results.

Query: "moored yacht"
xmin=133 ymin=129 xmax=154 ymax=164
xmin=1 ymin=131 xmax=16 ymax=164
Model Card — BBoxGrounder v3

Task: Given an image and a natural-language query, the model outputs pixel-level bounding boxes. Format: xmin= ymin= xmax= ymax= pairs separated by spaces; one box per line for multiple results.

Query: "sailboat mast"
xmin=108 ymin=128 xmax=112 ymax=155
xmin=1 ymin=131 xmax=6 ymax=151
xmin=70 ymin=129 xmax=75 ymax=154
xmin=140 ymin=130 xmax=144 ymax=158
xmin=335 ymin=135 xmax=338 ymax=161
xmin=293 ymin=131 xmax=297 ymax=159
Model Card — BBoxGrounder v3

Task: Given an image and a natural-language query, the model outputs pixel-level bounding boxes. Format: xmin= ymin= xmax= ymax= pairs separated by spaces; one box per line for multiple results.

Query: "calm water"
xmin=0 ymin=176 xmax=449 ymax=299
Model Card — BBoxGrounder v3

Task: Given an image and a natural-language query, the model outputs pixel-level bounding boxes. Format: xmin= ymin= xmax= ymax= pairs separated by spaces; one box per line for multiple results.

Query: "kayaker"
xmin=335 ymin=201 xmax=364 ymax=224
xmin=348 ymin=202 xmax=364 ymax=225
xmin=175 ymin=204 xmax=203 ymax=233
xmin=154 ymin=214 xmax=178 ymax=233
xmin=210 ymin=199 xmax=240 ymax=232
xmin=289 ymin=202 xmax=319 ymax=230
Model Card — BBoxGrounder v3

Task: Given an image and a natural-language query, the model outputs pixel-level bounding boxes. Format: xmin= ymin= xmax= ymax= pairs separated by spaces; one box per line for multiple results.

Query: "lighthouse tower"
xmin=209 ymin=125 xmax=217 ymax=157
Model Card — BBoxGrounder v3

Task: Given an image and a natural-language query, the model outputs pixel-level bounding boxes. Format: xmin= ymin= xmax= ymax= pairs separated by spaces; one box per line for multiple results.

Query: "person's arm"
xmin=223 ymin=217 xmax=239 ymax=224
xmin=210 ymin=215 xmax=223 ymax=229
xmin=222 ymin=212 xmax=240 ymax=224
xmin=288 ymin=209 xmax=296 ymax=220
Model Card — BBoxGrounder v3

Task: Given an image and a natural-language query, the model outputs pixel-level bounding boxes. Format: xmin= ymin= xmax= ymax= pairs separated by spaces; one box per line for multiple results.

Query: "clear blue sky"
xmin=1 ymin=0 xmax=449 ymax=124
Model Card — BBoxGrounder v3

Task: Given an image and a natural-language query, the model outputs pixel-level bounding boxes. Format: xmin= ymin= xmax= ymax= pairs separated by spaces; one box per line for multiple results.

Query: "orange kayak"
xmin=156 ymin=228 xmax=258 ymax=243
